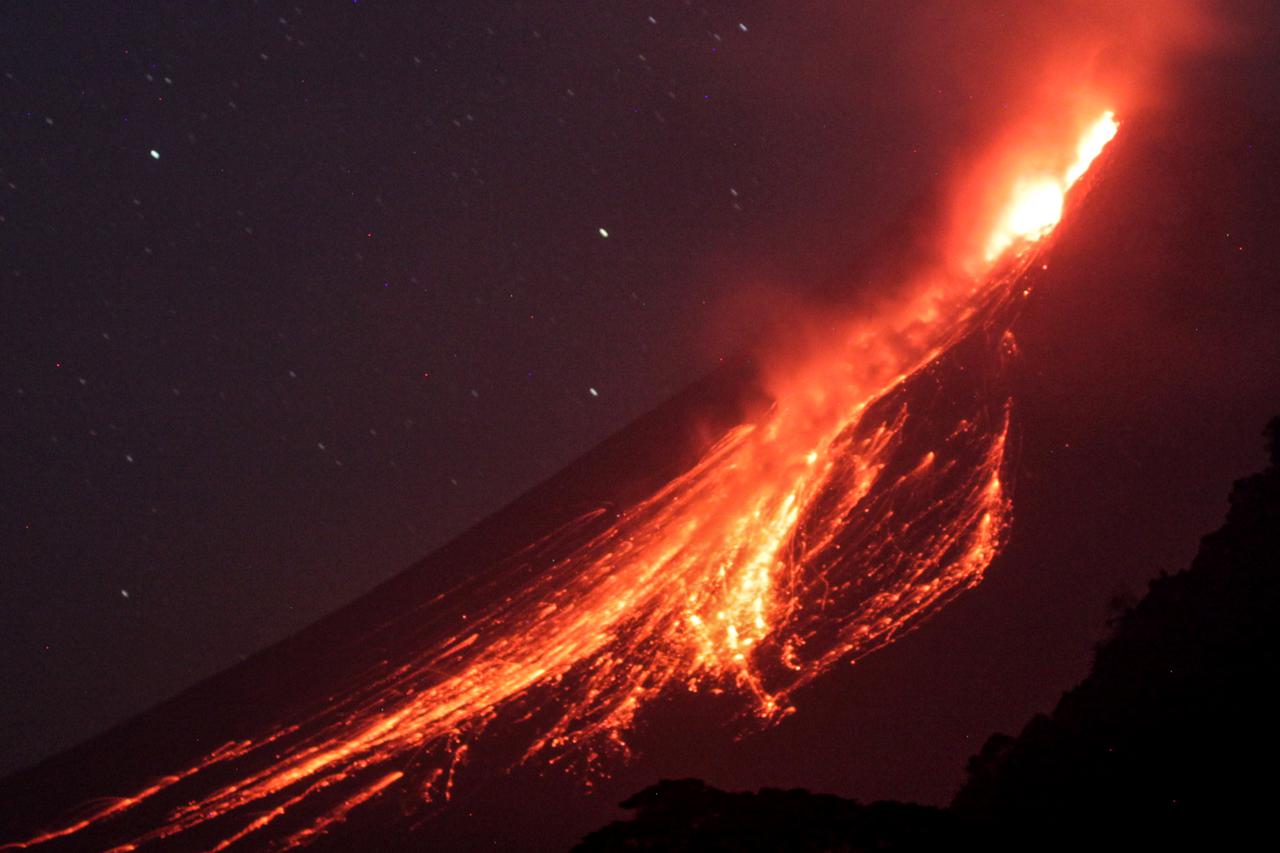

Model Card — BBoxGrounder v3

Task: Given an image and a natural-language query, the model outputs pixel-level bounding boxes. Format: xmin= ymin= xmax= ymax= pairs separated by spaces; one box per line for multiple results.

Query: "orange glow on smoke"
xmin=2 ymin=111 xmax=1118 ymax=851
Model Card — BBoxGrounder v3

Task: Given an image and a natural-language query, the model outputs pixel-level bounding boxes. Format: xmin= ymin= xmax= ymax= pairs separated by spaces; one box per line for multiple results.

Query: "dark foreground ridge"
xmin=576 ymin=416 xmax=1280 ymax=851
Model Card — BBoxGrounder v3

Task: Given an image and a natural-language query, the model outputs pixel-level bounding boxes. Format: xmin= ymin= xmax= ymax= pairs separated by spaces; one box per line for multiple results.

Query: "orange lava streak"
xmin=5 ymin=111 xmax=1117 ymax=851
xmin=280 ymin=772 xmax=404 ymax=850
xmin=0 ymin=740 xmax=256 ymax=851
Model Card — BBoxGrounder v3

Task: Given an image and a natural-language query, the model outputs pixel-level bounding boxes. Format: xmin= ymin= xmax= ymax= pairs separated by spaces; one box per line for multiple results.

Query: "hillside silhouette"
xmin=576 ymin=416 xmax=1280 ymax=851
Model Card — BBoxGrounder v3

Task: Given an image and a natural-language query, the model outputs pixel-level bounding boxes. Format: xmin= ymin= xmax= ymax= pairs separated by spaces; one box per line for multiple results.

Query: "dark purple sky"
xmin=3 ymin=1 xmax=1278 ymax=824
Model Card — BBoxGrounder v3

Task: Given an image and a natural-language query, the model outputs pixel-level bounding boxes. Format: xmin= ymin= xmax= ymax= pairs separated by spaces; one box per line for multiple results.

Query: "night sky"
xmin=4 ymin=0 xmax=1280 ymax=832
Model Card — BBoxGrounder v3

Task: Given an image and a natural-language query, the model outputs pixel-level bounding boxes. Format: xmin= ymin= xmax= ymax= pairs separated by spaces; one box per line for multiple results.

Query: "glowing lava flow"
xmin=985 ymin=111 xmax=1118 ymax=261
xmin=4 ymin=111 xmax=1118 ymax=851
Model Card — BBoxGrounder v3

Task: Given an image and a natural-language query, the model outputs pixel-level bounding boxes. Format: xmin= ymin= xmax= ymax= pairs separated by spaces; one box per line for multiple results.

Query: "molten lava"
xmin=2 ymin=110 xmax=1118 ymax=851
xmin=985 ymin=111 xmax=1118 ymax=261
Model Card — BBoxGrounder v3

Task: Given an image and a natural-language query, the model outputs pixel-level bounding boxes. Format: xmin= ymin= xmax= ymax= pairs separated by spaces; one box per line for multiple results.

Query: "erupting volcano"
xmin=2 ymin=109 xmax=1118 ymax=851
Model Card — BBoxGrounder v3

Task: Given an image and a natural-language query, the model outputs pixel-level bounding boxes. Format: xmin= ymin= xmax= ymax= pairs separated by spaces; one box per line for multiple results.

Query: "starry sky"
xmin=4 ymin=0 xmax=1280 ymax=813
xmin=0 ymin=0 xmax=943 ymax=778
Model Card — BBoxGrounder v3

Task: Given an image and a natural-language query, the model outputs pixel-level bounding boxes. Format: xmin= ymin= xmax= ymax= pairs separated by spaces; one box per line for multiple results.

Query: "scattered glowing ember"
xmin=2 ymin=110 xmax=1118 ymax=851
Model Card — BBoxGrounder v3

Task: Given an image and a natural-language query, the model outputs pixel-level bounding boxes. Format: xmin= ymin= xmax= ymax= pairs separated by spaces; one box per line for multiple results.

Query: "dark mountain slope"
xmin=952 ymin=415 xmax=1280 ymax=846
xmin=0 ymin=356 xmax=766 ymax=848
